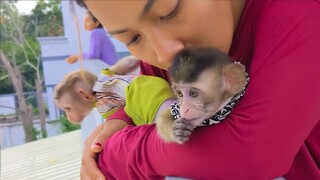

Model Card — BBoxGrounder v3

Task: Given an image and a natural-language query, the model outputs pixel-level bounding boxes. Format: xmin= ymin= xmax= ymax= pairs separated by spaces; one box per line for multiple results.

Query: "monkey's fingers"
xmin=172 ymin=119 xmax=194 ymax=144
xmin=173 ymin=129 xmax=192 ymax=137
xmin=173 ymin=118 xmax=194 ymax=131
xmin=173 ymin=134 xmax=190 ymax=144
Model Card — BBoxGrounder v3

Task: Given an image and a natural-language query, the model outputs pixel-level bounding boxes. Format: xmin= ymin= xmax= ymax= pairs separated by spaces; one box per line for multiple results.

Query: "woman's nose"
xmin=147 ymin=31 xmax=184 ymax=64
xmin=156 ymin=40 xmax=184 ymax=64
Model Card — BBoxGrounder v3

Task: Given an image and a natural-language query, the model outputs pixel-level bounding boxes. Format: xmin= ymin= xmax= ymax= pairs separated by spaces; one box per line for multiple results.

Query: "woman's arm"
xmin=109 ymin=55 xmax=140 ymax=75
xmin=80 ymin=123 xmax=105 ymax=180
xmin=82 ymin=29 xmax=104 ymax=60
xmin=91 ymin=119 xmax=128 ymax=152
xmin=80 ymin=108 xmax=133 ymax=179
xmin=80 ymin=119 xmax=128 ymax=179
xmin=66 ymin=30 xmax=106 ymax=64
xmin=98 ymin=1 xmax=320 ymax=179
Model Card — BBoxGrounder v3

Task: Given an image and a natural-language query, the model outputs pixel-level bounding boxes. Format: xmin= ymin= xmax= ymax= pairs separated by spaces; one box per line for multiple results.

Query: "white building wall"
xmin=0 ymin=95 xmax=16 ymax=115
xmin=37 ymin=2 xmax=131 ymax=142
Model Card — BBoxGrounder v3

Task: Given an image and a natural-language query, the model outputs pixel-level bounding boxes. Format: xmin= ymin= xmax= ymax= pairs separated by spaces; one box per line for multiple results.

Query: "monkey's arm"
xmin=156 ymin=108 xmax=175 ymax=143
xmin=156 ymin=108 xmax=194 ymax=144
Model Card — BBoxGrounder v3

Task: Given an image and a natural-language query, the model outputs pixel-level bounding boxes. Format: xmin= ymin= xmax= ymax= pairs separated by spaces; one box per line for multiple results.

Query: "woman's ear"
xmin=77 ymin=88 xmax=95 ymax=102
xmin=222 ymin=63 xmax=246 ymax=95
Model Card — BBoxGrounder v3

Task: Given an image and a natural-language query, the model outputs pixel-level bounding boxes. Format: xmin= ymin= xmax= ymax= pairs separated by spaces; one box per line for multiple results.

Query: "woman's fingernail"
xmin=95 ymin=142 xmax=102 ymax=147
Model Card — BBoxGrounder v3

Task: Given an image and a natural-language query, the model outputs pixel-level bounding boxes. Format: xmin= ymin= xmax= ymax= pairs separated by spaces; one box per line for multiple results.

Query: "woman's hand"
xmin=80 ymin=123 xmax=106 ymax=180
xmin=81 ymin=120 xmax=128 ymax=179
xmin=66 ymin=55 xmax=79 ymax=64
xmin=110 ymin=55 xmax=139 ymax=75
xmin=91 ymin=120 xmax=128 ymax=153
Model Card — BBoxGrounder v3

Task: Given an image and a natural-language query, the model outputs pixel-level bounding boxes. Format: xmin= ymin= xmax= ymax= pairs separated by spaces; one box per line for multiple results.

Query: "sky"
xmin=15 ymin=0 xmax=37 ymax=14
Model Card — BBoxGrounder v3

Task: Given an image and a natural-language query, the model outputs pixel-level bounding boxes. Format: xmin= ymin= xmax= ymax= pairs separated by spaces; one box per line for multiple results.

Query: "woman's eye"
xmin=160 ymin=0 xmax=180 ymax=20
xmin=175 ymin=90 xmax=183 ymax=98
xmin=127 ymin=34 xmax=141 ymax=46
xmin=189 ymin=89 xmax=199 ymax=98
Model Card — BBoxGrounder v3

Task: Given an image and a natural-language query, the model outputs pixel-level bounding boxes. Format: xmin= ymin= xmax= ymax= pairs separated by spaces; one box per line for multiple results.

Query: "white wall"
xmin=0 ymin=95 xmax=16 ymax=115
xmin=37 ymin=1 xmax=131 ymax=143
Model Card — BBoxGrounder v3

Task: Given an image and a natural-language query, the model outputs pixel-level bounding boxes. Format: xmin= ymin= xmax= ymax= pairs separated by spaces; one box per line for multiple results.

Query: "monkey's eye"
xmin=189 ymin=89 xmax=199 ymax=98
xmin=175 ymin=90 xmax=183 ymax=98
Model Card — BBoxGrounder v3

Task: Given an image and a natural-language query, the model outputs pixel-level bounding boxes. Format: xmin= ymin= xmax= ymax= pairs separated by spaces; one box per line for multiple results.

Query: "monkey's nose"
xmin=181 ymin=109 xmax=190 ymax=119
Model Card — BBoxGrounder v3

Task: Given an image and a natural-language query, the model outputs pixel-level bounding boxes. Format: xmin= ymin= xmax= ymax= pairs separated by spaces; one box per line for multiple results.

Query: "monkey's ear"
xmin=77 ymin=88 xmax=95 ymax=102
xmin=223 ymin=63 xmax=246 ymax=95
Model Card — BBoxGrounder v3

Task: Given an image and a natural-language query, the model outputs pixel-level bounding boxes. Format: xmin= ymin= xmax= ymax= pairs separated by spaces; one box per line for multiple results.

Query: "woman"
xmin=74 ymin=0 xmax=320 ymax=179
xmin=66 ymin=11 xmax=118 ymax=65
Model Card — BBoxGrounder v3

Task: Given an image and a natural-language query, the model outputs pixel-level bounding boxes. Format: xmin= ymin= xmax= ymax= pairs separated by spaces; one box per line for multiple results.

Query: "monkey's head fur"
xmin=168 ymin=47 xmax=231 ymax=84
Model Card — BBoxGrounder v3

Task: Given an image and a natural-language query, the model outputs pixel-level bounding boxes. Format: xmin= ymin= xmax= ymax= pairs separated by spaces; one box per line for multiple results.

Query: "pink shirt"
xmin=100 ymin=0 xmax=320 ymax=179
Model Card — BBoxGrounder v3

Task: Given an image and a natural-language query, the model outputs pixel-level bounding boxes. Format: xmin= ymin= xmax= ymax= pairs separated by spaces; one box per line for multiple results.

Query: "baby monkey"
xmin=157 ymin=47 xmax=248 ymax=144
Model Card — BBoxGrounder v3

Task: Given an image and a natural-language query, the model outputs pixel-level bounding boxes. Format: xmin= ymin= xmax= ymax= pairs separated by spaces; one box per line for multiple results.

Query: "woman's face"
xmin=85 ymin=0 xmax=240 ymax=70
xmin=83 ymin=13 xmax=98 ymax=31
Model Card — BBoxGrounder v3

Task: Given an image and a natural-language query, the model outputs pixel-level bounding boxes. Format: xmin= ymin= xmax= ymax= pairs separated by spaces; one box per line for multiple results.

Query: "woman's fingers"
xmin=80 ymin=158 xmax=106 ymax=180
xmin=81 ymin=123 xmax=106 ymax=180
xmin=90 ymin=132 xmax=107 ymax=153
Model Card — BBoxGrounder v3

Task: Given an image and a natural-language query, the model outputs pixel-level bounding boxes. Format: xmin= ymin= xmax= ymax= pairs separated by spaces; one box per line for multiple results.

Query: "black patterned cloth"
xmin=171 ymin=66 xmax=249 ymax=127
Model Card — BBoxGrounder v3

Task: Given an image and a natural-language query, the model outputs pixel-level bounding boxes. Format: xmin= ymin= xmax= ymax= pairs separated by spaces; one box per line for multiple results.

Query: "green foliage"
xmin=41 ymin=130 xmax=48 ymax=138
xmin=29 ymin=0 xmax=64 ymax=37
xmin=59 ymin=115 xmax=81 ymax=133
xmin=26 ymin=94 xmax=37 ymax=107
xmin=31 ymin=127 xmax=40 ymax=140
xmin=0 ymin=0 xmax=63 ymax=94
xmin=33 ymin=104 xmax=49 ymax=115
xmin=33 ymin=107 xmax=39 ymax=115
xmin=0 ymin=74 xmax=14 ymax=94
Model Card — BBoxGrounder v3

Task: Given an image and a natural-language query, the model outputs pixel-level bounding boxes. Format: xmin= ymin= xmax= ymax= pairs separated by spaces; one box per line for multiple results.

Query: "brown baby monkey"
xmin=157 ymin=47 xmax=248 ymax=144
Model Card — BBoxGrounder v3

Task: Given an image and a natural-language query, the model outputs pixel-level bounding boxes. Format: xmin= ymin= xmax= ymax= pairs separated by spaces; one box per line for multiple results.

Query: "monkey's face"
xmin=171 ymin=70 xmax=224 ymax=128
xmin=55 ymin=90 xmax=94 ymax=124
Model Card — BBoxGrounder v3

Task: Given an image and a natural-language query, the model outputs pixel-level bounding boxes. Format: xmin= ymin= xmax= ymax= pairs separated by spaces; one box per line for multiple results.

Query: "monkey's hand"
xmin=156 ymin=108 xmax=194 ymax=144
xmin=172 ymin=118 xmax=194 ymax=144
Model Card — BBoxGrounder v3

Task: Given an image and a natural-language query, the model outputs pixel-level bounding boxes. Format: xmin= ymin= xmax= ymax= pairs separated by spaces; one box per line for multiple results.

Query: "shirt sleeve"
xmin=139 ymin=61 xmax=170 ymax=81
xmin=98 ymin=1 xmax=320 ymax=179
xmin=82 ymin=29 xmax=104 ymax=60
xmin=106 ymin=108 xmax=134 ymax=125
xmin=106 ymin=61 xmax=169 ymax=125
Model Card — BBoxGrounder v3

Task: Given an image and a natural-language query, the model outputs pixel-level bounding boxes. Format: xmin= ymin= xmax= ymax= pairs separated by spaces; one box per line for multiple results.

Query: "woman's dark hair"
xmin=74 ymin=0 xmax=87 ymax=8
xmin=87 ymin=11 xmax=103 ymax=29
xmin=72 ymin=0 xmax=103 ymax=29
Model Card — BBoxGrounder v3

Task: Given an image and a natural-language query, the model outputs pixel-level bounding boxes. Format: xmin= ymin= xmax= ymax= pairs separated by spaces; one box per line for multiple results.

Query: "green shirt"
xmin=125 ymin=75 xmax=174 ymax=125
